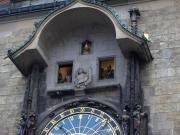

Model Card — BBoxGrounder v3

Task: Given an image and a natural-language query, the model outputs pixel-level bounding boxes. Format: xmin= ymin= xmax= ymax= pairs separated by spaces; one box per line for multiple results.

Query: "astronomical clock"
xmin=41 ymin=107 xmax=123 ymax=135
xmin=7 ymin=0 xmax=152 ymax=135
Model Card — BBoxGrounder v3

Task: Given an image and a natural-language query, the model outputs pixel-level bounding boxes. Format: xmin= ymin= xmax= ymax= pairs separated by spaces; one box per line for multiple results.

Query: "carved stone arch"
xmin=7 ymin=0 xmax=152 ymax=76
xmin=37 ymin=6 xmax=118 ymax=58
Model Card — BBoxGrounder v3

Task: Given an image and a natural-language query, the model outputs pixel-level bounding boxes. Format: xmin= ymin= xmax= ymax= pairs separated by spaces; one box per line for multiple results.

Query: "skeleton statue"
xmin=74 ymin=68 xmax=92 ymax=90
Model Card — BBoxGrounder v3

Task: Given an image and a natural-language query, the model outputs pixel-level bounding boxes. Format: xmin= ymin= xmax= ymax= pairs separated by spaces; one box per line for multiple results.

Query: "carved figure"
xmin=74 ymin=68 xmax=91 ymax=90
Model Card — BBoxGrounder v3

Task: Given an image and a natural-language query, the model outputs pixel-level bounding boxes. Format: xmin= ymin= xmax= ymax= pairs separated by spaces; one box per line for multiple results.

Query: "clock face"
xmin=41 ymin=107 xmax=122 ymax=135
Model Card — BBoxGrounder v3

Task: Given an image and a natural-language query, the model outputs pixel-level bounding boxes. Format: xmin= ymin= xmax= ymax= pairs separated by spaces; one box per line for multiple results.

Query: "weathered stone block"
xmin=0 ymin=96 xmax=6 ymax=105
xmin=174 ymin=128 xmax=180 ymax=135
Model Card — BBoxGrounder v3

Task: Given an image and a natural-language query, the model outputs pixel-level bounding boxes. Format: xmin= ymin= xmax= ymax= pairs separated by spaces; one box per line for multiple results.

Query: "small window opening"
xmin=99 ymin=57 xmax=115 ymax=80
xmin=81 ymin=40 xmax=92 ymax=55
xmin=58 ymin=62 xmax=73 ymax=83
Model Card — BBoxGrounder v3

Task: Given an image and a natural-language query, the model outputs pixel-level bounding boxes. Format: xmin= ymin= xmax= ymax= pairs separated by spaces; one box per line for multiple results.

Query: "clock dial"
xmin=41 ymin=107 xmax=122 ymax=135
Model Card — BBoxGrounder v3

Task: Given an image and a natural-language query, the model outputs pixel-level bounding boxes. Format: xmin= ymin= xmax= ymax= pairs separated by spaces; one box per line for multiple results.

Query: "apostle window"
xmin=58 ymin=62 xmax=73 ymax=83
xmin=81 ymin=40 xmax=92 ymax=55
xmin=99 ymin=57 xmax=115 ymax=80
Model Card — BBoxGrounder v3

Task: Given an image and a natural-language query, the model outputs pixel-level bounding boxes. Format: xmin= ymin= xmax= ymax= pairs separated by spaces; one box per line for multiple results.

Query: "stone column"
xmin=127 ymin=53 xmax=147 ymax=135
xmin=18 ymin=64 xmax=40 ymax=135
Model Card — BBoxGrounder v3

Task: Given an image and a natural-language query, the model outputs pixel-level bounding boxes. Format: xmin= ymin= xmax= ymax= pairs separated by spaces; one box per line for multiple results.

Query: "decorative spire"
xmin=129 ymin=8 xmax=140 ymax=34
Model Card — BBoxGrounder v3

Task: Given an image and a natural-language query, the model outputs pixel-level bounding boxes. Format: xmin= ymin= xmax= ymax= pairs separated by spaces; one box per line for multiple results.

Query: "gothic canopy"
xmin=7 ymin=0 xmax=152 ymax=76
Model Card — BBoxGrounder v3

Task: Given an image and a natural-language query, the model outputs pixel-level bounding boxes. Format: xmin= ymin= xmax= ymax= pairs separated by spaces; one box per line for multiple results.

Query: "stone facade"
xmin=46 ymin=24 xmax=127 ymax=91
xmin=0 ymin=0 xmax=180 ymax=135
xmin=0 ymin=19 xmax=38 ymax=134
xmin=139 ymin=1 xmax=179 ymax=135
xmin=114 ymin=0 xmax=180 ymax=134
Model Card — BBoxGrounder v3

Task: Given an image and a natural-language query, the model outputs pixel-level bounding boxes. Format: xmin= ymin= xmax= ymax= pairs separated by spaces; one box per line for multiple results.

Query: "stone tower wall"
xmin=0 ymin=0 xmax=180 ymax=134
xmin=115 ymin=0 xmax=180 ymax=134
xmin=0 ymin=19 xmax=38 ymax=135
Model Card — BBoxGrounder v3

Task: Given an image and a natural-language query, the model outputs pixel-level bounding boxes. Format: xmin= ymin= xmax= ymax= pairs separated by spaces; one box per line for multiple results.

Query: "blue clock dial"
xmin=41 ymin=107 xmax=122 ymax=135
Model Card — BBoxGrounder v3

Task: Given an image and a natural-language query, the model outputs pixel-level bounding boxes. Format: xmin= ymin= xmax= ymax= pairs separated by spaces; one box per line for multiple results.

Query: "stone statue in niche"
xmin=74 ymin=67 xmax=92 ymax=90
xmin=81 ymin=40 xmax=92 ymax=55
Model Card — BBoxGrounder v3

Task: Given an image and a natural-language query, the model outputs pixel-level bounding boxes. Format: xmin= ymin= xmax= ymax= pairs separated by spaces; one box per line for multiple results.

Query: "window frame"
xmin=80 ymin=40 xmax=93 ymax=55
xmin=98 ymin=56 xmax=116 ymax=81
xmin=57 ymin=61 xmax=74 ymax=84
